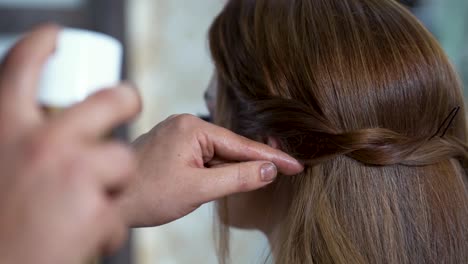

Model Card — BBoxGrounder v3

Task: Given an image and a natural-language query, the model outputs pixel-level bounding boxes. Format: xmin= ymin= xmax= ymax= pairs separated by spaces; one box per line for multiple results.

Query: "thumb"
xmin=195 ymin=161 xmax=278 ymax=203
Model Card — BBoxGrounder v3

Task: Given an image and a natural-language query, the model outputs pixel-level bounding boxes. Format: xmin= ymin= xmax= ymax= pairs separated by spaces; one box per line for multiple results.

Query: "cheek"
xmin=217 ymin=187 xmax=274 ymax=230
xmin=207 ymin=99 xmax=216 ymax=116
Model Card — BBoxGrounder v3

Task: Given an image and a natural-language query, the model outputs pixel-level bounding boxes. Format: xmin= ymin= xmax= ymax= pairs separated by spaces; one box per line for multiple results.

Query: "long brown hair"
xmin=209 ymin=0 xmax=468 ymax=263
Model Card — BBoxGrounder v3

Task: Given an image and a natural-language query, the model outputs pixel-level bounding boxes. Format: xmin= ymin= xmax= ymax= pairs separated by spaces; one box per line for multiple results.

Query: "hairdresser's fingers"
xmin=196 ymin=161 xmax=277 ymax=203
xmin=88 ymin=142 xmax=136 ymax=192
xmin=53 ymin=85 xmax=141 ymax=139
xmin=204 ymin=157 xmax=228 ymax=168
xmin=200 ymin=122 xmax=303 ymax=175
xmin=96 ymin=206 xmax=128 ymax=255
xmin=0 ymin=24 xmax=59 ymax=125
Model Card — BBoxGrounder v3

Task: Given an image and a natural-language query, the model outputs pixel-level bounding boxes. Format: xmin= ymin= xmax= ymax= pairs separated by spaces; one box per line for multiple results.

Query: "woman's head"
xmin=207 ymin=0 xmax=468 ymax=263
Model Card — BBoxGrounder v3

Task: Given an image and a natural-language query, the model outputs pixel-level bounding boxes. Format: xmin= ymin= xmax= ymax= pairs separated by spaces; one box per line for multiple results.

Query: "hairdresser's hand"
xmin=0 ymin=25 xmax=140 ymax=264
xmin=120 ymin=114 xmax=303 ymax=227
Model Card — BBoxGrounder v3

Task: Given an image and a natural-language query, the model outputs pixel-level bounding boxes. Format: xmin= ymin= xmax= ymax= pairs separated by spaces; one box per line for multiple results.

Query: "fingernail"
xmin=261 ymin=163 xmax=277 ymax=182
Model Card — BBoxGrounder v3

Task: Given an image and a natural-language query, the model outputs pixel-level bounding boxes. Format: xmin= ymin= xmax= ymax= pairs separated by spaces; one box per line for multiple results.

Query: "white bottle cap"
xmin=38 ymin=28 xmax=123 ymax=108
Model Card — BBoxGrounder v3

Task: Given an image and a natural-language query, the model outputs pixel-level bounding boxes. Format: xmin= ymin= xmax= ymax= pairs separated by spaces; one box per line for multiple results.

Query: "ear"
xmin=267 ymin=136 xmax=281 ymax=150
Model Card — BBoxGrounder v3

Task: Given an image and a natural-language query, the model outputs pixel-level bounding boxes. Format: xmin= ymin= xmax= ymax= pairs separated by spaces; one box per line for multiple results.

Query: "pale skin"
xmin=0 ymin=25 xmax=303 ymax=263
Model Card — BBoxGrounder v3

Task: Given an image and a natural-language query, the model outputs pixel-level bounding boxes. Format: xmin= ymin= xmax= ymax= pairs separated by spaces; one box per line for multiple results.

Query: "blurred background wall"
xmin=0 ymin=0 xmax=466 ymax=263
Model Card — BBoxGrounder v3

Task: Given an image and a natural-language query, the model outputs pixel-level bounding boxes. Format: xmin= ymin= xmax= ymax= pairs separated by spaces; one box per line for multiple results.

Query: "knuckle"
xmin=173 ymin=114 xmax=197 ymax=129
xmin=198 ymin=132 xmax=214 ymax=163
xmin=166 ymin=114 xmax=179 ymax=120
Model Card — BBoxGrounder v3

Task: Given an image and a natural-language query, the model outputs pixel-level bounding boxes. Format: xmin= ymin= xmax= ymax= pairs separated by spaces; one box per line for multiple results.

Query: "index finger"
xmin=200 ymin=120 xmax=304 ymax=175
xmin=52 ymin=84 xmax=141 ymax=139
xmin=0 ymin=24 xmax=60 ymax=124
